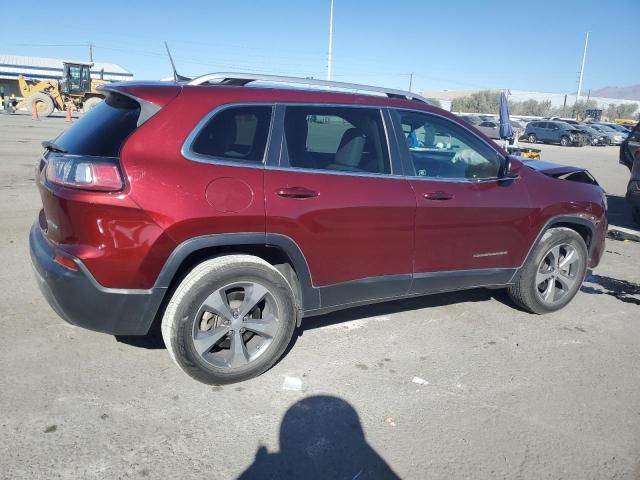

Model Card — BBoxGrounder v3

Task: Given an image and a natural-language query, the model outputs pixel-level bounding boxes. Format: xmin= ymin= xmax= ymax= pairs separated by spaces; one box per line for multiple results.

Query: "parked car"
xmin=524 ymin=121 xmax=588 ymax=146
xmin=475 ymin=120 xmax=501 ymax=139
xmin=588 ymin=124 xmax=625 ymax=145
xmin=563 ymin=121 xmax=611 ymax=146
xmin=597 ymin=122 xmax=631 ymax=136
xmin=30 ymin=74 xmax=607 ymax=384
xmin=460 ymin=115 xmax=484 ymax=127
xmin=620 ymin=122 xmax=640 ymax=224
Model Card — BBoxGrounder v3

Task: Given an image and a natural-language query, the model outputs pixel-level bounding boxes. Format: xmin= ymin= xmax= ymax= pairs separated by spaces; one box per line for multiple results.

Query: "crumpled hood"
xmin=519 ymin=158 xmax=599 ymax=185
xmin=521 ymin=158 xmax=586 ymax=176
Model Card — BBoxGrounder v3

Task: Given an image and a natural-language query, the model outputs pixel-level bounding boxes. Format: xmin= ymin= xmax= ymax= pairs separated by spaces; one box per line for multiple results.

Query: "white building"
xmin=0 ymin=54 xmax=133 ymax=96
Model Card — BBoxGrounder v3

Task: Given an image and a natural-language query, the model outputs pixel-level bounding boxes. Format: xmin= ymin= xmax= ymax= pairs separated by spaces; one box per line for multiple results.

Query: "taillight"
xmin=45 ymin=155 xmax=123 ymax=192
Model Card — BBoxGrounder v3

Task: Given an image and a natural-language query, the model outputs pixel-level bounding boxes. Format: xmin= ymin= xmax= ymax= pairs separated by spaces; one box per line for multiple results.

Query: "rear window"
xmin=54 ymin=94 xmax=140 ymax=157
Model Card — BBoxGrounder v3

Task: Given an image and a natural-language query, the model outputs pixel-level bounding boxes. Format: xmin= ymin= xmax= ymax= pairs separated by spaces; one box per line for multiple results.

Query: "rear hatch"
xmin=37 ymin=84 xmax=181 ymax=246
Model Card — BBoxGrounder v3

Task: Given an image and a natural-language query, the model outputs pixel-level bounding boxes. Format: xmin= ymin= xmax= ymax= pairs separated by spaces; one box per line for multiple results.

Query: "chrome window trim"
xmin=391 ymin=107 xmax=507 ymax=183
xmin=277 ymin=102 xmax=397 ymax=177
xmin=408 ymin=174 xmax=503 ymax=184
xmin=180 ymin=102 xmax=275 ymax=168
xmin=265 ymin=165 xmax=407 ymax=180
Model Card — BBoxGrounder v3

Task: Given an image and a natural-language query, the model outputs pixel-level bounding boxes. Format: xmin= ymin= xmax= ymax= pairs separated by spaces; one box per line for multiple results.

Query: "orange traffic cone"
xmin=31 ymin=101 xmax=39 ymax=121
xmin=65 ymin=106 xmax=72 ymax=123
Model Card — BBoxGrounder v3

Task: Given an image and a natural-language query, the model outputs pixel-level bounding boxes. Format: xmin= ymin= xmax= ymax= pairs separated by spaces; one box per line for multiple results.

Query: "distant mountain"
xmin=589 ymin=85 xmax=640 ymax=100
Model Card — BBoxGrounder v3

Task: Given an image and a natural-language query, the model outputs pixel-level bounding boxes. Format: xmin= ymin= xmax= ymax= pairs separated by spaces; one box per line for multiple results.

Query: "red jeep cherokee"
xmin=30 ymin=74 xmax=607 ymax=384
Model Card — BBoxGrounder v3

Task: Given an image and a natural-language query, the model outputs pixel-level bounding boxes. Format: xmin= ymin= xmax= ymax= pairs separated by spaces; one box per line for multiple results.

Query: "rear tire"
xmin=161 ymin=255 xmax=297 ymax=385
xmin=26 ymin=93 xmax=54 ymax=117
xmin=83 ymin=96 xmax=102 ymax=113
xmin=528 ymin=133 xmax=537 ymax=143
xmin=508 ymin=227 xmax=587 ymax=314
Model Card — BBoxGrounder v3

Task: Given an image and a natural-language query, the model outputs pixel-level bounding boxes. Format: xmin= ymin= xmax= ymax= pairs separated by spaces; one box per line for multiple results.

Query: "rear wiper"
xmin=41 ymin=140 xmax=67 ymax=154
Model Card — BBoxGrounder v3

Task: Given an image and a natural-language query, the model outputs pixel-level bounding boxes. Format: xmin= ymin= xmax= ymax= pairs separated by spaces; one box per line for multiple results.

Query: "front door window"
xmin=395 ymin=110 xmax=502 ymax=180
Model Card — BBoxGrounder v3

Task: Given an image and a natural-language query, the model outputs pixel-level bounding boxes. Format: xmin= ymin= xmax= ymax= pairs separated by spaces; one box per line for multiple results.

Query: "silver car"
xmin=589 ymin=124 xmax=625 ymax=145
xmin=475 ymin=120 xmax=501 ymax=139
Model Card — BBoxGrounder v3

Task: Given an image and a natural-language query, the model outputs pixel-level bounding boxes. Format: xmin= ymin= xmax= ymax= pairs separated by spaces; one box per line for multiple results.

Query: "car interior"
xmin=283 ymin=107 xmax=390 ymax=174
xmin=400 ymin=114 xmax=500 ymax=179
xmin=192 ymin=107 xmax=272 ymax=162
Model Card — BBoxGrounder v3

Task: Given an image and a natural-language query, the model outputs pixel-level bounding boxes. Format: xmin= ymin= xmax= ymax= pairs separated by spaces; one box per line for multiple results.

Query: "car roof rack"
xmin=187 ymin=72 xmax=433 ymax=104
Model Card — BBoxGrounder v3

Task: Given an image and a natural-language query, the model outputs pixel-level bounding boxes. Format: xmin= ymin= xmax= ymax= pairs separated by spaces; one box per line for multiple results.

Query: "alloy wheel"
xmin=192 ymin=281 xmax=279 ymax=368
xmin=535 ymin=244 xmax=584 ymax=305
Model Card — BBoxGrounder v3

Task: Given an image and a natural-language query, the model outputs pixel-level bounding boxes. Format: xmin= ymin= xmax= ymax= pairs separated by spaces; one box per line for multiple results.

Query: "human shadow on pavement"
xmin=238 ymin=395 xmax=400 ymax=480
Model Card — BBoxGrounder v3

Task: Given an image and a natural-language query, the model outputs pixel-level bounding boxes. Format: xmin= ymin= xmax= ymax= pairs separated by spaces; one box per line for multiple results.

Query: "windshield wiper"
xmin=41 ymin=140 xmax=67 ymax=154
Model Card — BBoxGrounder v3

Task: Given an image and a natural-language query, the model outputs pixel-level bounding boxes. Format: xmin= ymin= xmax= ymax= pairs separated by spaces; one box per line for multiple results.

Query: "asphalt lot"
xmin=1 ymin=112 xmax=639 ymax=479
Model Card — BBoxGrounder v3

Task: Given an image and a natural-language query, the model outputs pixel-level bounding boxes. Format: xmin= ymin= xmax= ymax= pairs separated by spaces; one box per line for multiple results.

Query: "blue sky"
xmin=2 ymin=0 xmax=639 ymax=93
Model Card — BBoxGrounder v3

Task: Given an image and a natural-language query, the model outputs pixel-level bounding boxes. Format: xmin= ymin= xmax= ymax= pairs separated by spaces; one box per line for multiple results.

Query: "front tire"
xmin=161 ymin=255 xmax=297 ymax=385
xmin=26 ymin=92 xmax=54 ymax=117
xmin=508 ymin=228 xmax=588 ymax=314
xmin=632 ymin=207 xmax=640 ymax=225
xmin=560 ymin=135 xmax=570 ymax=147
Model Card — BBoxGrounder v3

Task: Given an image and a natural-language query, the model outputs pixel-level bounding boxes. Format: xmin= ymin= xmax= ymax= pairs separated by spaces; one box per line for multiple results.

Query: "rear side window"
xmin=191 ymin=106 xmax=272 ymax=163
xmin=55 ymin=94 xmax=140 ymax=157
xmin=283 ymin=106 xmax=390 ymax=174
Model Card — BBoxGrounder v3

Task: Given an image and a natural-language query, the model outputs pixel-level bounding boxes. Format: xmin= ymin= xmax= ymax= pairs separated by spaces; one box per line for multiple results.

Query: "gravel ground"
xmin=1 ymin=113 xmax=639 ymax=479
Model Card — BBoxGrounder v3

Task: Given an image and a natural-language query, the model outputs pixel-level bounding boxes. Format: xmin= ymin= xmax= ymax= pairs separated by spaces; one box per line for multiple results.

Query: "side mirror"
xmin=501 ymin=156 xmax=522 ymax=180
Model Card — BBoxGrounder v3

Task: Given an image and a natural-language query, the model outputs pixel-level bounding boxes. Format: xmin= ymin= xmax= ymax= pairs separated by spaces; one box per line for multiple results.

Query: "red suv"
xmin=30 ymin=74 xmax=607 ymax=384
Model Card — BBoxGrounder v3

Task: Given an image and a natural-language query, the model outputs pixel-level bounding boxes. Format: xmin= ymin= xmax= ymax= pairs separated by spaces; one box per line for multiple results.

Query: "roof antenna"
xmin=164 ymin=41 xmax=190 ymax=82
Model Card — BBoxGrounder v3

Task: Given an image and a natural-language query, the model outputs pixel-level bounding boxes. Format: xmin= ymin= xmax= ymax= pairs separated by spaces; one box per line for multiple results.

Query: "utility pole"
xmin=327 ymin=0 xmax=334 ymax=81
xmin=89 ymin=42 xmax=94 ymax=63
xmin=576 ymin=32 xmax=589 ymax=100
xmin=409 ymin=73 xmax=413 ymax=92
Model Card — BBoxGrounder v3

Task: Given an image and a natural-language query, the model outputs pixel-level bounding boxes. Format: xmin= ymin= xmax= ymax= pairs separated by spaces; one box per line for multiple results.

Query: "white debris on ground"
xmin=411 ymin=376 xmax=429 ymax=385
xmin=383 ymin=416 xmax=397 ymax=427
xmin=282 ymin=375 xmax=303 ymax=391
xmin=323 ymin=316 xmax=391 ymax=331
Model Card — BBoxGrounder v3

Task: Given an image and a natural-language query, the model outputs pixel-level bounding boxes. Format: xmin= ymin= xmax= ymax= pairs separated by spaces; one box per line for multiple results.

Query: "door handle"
xmin=423 ymin=191 xmax=454 ymax=201
xmin=276 ymin=187 xmax=319 ymax=199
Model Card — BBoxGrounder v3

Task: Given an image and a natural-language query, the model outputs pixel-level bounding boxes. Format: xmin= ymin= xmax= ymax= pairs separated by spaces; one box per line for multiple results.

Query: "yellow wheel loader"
xmin=17 ymin=61 xmax=109 ymax=117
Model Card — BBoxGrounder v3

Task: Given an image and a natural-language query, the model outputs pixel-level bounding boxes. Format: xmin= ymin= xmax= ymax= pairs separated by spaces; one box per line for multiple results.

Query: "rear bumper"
xmin=29 ymin=222 xmax=165 ymax=335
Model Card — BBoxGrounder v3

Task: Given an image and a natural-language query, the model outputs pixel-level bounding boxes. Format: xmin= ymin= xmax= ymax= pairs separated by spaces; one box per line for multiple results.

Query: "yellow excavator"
xmin=17 ymin=61 xmax=109 ymax=117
